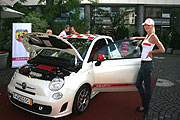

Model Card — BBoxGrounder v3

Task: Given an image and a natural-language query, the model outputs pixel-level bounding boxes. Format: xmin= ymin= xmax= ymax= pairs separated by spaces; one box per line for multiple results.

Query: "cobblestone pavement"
xmin=144 ymin=53 xmax=180 ymax=120
xmin=1 ymin=53 xmax=180 ymax=120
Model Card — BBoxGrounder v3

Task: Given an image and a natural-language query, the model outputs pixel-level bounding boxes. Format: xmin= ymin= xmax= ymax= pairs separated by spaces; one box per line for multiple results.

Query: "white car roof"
xmin=63 ymin=34 xmax=100 ymax=40
xmin=63 ymin=34 xmax=112 ymax=41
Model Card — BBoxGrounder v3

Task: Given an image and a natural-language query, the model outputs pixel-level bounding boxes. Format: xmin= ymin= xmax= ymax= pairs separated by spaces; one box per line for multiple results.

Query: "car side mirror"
xmin=95 ymin=54 xmax=105 ymax=66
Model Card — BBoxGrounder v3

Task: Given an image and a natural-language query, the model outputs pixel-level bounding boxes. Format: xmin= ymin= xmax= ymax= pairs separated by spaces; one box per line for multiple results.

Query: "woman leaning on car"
xmin=129 ymin=18 xmax=165 ymax=112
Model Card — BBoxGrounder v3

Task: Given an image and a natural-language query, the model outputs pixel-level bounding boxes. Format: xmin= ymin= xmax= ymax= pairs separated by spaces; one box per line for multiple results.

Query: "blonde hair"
xmin=46 ymin=29 xmax=52 ymax=34
xmin=152 ymin=26 xmax=155 ymax=33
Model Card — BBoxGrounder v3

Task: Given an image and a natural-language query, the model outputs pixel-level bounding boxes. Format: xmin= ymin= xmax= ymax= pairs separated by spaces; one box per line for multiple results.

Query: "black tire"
xmin=72 ymin=85 xmax=91 ymax=115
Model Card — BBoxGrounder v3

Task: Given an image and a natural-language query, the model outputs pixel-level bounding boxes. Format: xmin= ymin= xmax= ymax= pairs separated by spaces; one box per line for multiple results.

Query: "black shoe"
xmin=136 ymin=106 xmax=145 ymax=112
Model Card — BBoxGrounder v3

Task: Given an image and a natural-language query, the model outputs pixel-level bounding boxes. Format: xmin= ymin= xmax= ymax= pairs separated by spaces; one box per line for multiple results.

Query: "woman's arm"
xmin=129 ymin=37 xmax=145 ymax=40
xmin=147 ymin=35 xmax=166 ymax=58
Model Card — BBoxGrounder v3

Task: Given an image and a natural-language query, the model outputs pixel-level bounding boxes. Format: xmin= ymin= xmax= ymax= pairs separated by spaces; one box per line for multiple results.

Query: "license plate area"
xmin=13 ymin=92 xmax=33 ymax=106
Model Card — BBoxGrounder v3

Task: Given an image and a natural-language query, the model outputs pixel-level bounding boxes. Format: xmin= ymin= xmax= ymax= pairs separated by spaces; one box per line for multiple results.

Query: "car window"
xmin=93 ymin=41 xmax=121 ymax=60
xmin=94 ymin=40 xmax=141 ymax=60
xmin=114 ymin=40 xmax=141 ymax=59
xmin=89 ymin=38 xmax=107 ymax=61
xmin=106 ymin=38 xmax=113 ymax=44
xmin=64 ymin=38 xmax=92 ymax=59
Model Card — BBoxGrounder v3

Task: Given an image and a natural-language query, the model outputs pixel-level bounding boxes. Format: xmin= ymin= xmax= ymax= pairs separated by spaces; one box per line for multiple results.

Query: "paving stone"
xmin=144 ymin=54 xmax=180 ymax=120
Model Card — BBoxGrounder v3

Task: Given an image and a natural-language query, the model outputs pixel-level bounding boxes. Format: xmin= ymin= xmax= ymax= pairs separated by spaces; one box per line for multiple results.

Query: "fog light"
xmin=52 ymin=92 xmax=63 ymax=100
xmin=39 ymin=106 xmax=43 ymax=111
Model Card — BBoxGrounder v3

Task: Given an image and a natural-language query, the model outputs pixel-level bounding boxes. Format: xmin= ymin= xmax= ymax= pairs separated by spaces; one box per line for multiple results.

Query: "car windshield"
xmin=64 ymin=38 xmax=92 ymax=59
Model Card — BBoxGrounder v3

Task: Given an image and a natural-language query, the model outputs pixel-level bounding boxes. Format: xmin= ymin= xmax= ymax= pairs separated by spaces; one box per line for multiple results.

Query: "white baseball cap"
xmin=142 ymin=18 xmax=155 ymax=26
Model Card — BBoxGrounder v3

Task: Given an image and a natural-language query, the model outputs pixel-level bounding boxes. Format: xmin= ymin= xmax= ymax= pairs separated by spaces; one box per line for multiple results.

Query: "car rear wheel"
xmin=73 ymin=85 xmax=91 ymax=115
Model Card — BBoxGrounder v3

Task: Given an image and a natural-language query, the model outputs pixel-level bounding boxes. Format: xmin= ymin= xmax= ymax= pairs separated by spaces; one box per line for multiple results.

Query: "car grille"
xmin=15 ymin=87 xmax=35 ymax=95
xmin=8 ymin=93 xmax=52 ymax=115
xmin=60 ymin=102 xmax=68 ymax=113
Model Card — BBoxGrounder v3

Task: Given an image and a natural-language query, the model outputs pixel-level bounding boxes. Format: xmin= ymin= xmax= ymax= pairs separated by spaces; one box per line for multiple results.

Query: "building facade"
xmin=81 ymin=0 xmax=180 ymax=39
xmin=20 ymin=0 xmax=180 ymax=48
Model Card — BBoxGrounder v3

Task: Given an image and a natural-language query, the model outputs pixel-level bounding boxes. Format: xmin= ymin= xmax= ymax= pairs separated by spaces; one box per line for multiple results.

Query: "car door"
xmin=92 ymin=39 xmax=141 ymax=92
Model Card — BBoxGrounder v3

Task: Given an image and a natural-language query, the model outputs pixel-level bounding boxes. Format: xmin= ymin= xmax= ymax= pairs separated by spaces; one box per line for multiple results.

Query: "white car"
xmin=8 ymin=33 xmax=141 ymax=118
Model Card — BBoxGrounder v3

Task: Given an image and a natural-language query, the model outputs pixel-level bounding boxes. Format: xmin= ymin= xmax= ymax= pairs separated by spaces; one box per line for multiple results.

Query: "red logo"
xmin=22 ymin=82 xmax=27 ymax=89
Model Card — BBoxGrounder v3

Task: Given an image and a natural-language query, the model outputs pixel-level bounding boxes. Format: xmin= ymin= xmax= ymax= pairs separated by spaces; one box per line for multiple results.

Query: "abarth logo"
xmin=15 ymin=29 xmax=28 ymax=42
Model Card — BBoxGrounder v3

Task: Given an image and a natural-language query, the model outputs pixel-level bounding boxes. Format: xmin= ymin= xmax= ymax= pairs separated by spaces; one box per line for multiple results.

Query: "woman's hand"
xmin=129 ymin=37 xmax=136 ymax=40
xmin=147 ymin=51 xmax=153 ymax=59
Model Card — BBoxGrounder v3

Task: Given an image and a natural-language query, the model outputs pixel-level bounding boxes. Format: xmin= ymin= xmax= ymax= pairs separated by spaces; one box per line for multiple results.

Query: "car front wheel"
xmin=73 ymin=85 xmax=91 ymax=115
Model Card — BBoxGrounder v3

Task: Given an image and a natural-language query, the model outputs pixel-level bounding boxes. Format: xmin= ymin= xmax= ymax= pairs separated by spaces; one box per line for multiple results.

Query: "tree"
xmin=21 ymin=11 xmax=48 ymax=32
xmin=91 ymin=7 xmax=129 ymax=39
xmin=110 ymin=9 xmax=129 ymax=40
xmin=38 ymin=0 xmax=98 ymax=34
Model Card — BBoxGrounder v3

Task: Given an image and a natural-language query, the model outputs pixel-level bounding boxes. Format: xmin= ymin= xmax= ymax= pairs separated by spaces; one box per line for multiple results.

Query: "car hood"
xmin=22 ymin=32 xmax=83 ymax=61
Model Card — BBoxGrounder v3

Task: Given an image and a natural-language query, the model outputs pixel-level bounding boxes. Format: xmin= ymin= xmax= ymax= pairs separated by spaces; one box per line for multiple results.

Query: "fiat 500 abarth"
xmin=8 ymin=33 xmax=141 ymax=118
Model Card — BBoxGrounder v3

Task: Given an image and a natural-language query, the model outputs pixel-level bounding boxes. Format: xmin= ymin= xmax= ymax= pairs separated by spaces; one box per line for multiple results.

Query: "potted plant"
xmin=0 ymin=26 xmax=11 ymax=70
xmin=0 ymin=51 xmax=9 ymax=70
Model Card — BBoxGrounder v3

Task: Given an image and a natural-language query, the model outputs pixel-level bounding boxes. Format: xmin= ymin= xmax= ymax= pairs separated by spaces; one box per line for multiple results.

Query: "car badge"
xmin=22 ymin=82 xmax=27 ymax=89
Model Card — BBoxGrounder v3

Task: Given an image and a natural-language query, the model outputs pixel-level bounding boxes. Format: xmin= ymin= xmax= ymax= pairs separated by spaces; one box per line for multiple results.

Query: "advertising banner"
xmin=12 ymin=23 xmax=32 ymax=68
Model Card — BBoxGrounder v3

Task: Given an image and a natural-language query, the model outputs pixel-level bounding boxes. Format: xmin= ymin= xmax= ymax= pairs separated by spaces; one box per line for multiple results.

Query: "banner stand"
xmin=12 ymin=23 xmax=32 ymax=68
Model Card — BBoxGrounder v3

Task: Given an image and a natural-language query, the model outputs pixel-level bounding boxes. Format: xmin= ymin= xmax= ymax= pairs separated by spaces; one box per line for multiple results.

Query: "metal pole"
xmin=85 ymin=4 xmax=91 ymax=29
xmin=137 ymin=4 xmax=144 ymax=36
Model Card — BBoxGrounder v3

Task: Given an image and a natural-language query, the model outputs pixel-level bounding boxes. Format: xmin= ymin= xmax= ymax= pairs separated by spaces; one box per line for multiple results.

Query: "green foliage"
xmin=91 ymin=7 xmax=129 ymax=39
xmin=114 ymin=25 xmax=129 ymax=40
xmin=63 ymin=0 xmax=81 ymax=11
xmin=52 ymin=22 xmax=67 ymax=35
xmin=0 ymin=17 xmax=21 ymax=51
xmin=37 ymin=0 xmax=90 ymax=35
xmin=110 ymin=10 xmax=129 ymax=40
xmin=13 ymin=2 xmax=31 ymax=15
xmin=72 ymin=19 xmax=89 ymax=34
xmin=42 ymin=1 xmax=58 ymax=25
xmin=21 ymin=11 xmax=48 ymax=32
xmin=0 ymin=28 xmax=12 ymax=51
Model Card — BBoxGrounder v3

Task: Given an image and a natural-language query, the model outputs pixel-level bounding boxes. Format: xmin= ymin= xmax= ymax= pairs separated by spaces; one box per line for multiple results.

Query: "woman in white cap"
xmin=130 ymin=18 xmax=165 ymax=112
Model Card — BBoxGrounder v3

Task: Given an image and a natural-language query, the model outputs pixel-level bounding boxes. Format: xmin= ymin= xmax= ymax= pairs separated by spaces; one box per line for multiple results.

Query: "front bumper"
xmin=8 ymin=92 xmax=52 ymax=114
xmin=8 ymin=83 xmax=74 ymax=118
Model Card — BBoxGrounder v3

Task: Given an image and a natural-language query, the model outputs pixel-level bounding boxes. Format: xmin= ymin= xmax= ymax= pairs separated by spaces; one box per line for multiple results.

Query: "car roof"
xmin=63 ymin=34 xmax=109 ymax=40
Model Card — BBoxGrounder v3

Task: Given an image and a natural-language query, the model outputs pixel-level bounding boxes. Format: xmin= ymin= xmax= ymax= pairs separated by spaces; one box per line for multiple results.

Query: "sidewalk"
xmin=0 ymin=53 xmax=180 ymax=120
xmin=144 ymin=53 xmax=180 ymax=120
xmin=0 ymin=55 xmax=16 ymax=87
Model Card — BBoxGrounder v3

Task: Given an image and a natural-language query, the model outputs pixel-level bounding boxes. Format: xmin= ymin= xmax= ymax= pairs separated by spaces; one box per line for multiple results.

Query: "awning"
xmin=1 ymin=7 xmax=25 ymax=18
xmin=0 ymin=0 xmax=19 ymax=7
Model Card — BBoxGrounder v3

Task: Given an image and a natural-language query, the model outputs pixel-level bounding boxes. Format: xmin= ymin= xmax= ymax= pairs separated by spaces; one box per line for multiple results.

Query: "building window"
xmin=145 ymin=7 xmax=161 ymax=18
xmin=119 ymin=7 xmax=135 ymax=25
xmin=162 ymin=8 xmax=170 ymax=18
xmin=91 ymin=6 xmax=136 ymax=36
xmin=80 ymin=7 xmax=85 ymax=19
xmin=94 ymin=7 xmax=111 ymax=17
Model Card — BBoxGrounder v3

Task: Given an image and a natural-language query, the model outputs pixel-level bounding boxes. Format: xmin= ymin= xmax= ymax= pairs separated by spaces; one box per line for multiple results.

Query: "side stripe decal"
xmin=92 ymin=83 xmax=136 ymax=88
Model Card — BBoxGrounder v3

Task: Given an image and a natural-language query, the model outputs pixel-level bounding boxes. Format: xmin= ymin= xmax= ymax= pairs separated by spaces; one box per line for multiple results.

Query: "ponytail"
xmin=152 ymin=26 xmax=155 ymax=33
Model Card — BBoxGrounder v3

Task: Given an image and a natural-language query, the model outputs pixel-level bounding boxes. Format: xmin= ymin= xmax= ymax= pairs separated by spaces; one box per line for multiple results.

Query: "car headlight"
xmin=49 ymin=77 xmax=64 ymax=91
